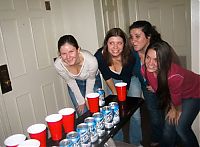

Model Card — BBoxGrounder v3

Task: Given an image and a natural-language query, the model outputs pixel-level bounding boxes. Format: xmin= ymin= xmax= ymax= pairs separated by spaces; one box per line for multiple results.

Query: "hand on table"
xmin=77 ymin=103 xmax=86 ymax=114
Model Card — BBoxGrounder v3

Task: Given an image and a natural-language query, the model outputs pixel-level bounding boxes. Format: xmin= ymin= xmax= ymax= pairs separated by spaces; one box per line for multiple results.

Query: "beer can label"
xmin=92 ymin=112 xmax=105 ymax=137
xmin=101 ymin=106 xmax=113 ymax=129
xmin=96 ymin=88 xmax=105 ymax=107
xmin=66 ymin=131 xmax=81 ymax=147
xmin=76 ymin=123 xmax=91 ymax=147
xmin=59 ymin=139 xmax=73 ymax=147
xmin=84 ymin=117 xmax=98 ymax=143
xmin=109 ymin=102 xmax=120 ymax=125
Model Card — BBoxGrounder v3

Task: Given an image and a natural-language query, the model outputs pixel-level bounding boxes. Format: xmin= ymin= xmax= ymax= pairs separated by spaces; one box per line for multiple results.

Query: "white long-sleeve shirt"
xmin=54 ymin=50 xmax=98 ymax=105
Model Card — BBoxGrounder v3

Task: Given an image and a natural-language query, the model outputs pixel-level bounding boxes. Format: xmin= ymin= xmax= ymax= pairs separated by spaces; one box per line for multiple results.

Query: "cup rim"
xmin=86 ymin=92 xmax=100 ymax=98
xmin=18 ymin=139 xmax=40 ymax=147
xmin=45 ymin=114 xmax=62 ymax=122
xmin=115 ymin=82 xmax=127 ymax=87
xmin=27 ymin=123 xmax=46 ymax=134
xmin=4 ymin=134 xmax=26 ymax=146
xmin=58 ymin=108 xmax=75 ymax=115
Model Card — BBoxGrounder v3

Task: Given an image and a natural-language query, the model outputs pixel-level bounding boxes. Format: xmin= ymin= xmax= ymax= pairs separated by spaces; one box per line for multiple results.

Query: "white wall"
xmin=54 ymin=0 xmax=200 ymax=142
xmin=191 ymin=0 xmax=200 ymax=142
xmin=52 ymin=0 xmax=102 ymax=108
xmin=60 ymin=0 xmax=99 ymax=54
xmin=93 ymin=0 xmax=105 ymax=47
xmin=128 ymin=0 xmax=200 ymax=142
xmin=191 ymin=0 xmax=200 ymax=73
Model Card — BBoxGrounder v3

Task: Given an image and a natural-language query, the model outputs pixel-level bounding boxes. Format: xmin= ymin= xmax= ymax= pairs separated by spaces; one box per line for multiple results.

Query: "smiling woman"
xmin=145 ymin=49 xmax=158 ymax=73
xmin=142 ymin=41 xmax=200 ymax=147
xmin=54 ymin=35 xmax=102 ymax=116
xmin=59 ymin=39 xmax=82 ymax=74
xmin=94 ymin=28 xmax=143 ymax=146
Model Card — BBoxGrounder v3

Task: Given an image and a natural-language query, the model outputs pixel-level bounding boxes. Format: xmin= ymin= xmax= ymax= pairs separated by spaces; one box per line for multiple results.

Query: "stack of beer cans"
xmin=59 ymin=88 xmax=120 ymax=147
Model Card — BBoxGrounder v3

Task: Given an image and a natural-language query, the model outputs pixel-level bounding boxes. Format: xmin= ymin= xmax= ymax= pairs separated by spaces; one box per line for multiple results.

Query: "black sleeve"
xmin=120 ymin=51 xmax=135 ymax=89
xmin=94 ymin=48 xmax=111 ymax=81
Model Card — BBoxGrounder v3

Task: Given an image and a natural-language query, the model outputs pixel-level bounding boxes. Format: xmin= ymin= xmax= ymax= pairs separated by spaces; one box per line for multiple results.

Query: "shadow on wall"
xmin=179 ymin=56 xmax=187 ymax=68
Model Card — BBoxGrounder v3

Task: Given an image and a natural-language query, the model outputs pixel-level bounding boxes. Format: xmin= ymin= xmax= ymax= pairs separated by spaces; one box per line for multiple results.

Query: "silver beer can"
xmin=66 ymin=131 xmax=81 ymax=147
xmin=101 ymin=106 xmax=113 ymax=129
xmin=76 ymin=123 xmax=91 ymax=147
xmin=96 ymin=88 xmax=105 ymax=107
xmin=109 ymin=102 xmax=120 ymax=125
xmin=84 ymin=117 xmax=98 ymax=143
xmin=59 ymin=139 xmax=73 ymax=147
xmin=92 ymin=112 xmax=105 ymax=137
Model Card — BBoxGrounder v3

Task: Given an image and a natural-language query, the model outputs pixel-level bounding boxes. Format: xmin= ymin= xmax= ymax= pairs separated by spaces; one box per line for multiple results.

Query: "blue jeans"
xmin=161 ymin=98 xmax=200 ymax=147
xmin=105 ymin=76 xmax=142 ymax=145
xmin=142 ymin=88 xmax=165 ymax=143
xmin=68 ymin=74 xmax=102 ymax=116
xmin=128 ymin=77 xmax=142 ymax=145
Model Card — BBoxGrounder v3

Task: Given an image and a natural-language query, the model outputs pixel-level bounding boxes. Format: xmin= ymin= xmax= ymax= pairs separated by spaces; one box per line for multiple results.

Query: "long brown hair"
xmin=102 ymin=28 xmax=132 ymax=66
xmin=145 ymin=41 xmax=179 ymax=110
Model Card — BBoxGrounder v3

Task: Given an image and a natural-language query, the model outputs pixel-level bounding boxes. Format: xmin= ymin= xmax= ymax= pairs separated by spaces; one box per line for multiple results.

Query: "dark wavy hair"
xmin=145 ymin=41 xmax=177 ymax=109
xmin=102 ymin=28 xmax=132 ymax=66
xmin=129 ymin=20 xmax=162 ymax=45
xmin=57 ymin=35 xmax=79 ymax=54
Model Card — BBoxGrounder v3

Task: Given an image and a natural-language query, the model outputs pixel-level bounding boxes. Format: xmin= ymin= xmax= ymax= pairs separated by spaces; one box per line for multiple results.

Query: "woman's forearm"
xmin=105 ymin=79 xmax=117 ymax=95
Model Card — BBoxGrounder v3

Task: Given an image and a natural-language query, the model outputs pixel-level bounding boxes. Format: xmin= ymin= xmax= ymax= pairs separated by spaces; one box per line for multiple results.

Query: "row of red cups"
xmin=4 ymin=107 xmax=75 ymax=147
xmin=4 ymin=82 xmax=127 ymax=147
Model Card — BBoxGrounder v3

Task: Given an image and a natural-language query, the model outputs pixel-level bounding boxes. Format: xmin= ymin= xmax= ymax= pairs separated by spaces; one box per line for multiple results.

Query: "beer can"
xmin=76 ymin=123 xmax=91 ymax=147
xmin=96 ymin=88 xmax=105 ymax=107
xmin=92 ymin=112 xmax=105 ymax=137
xmin=101 ymin=106 xmax=113 ymax=129
xmin=109 ymin=102 xmax=120 ymax=125
xmin=84 ymin=117 xmax=98 ymax=143
xmin=59 ymin=138 xmax=73 ymax=147
xmin=66 ymin=131 xmax=81 ymax=147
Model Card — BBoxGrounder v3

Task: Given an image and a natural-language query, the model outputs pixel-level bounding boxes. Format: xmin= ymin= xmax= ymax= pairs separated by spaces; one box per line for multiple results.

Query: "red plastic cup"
xmin=4 ymin=134 xmax=26 ymax=147
xmin=27 ymin=123 xmax=46 ymax=147
xmin=45 ymin=114 xmax=62 ymax=141
xmin=115 ymin=82 xmax=127 ymax=101
xmin=86 ymin=93 xmax=100 ymax=113
xmin=58 ymin=108 xmax=75 ymax=133
xmin=18 ymin=139 xmax=40 ymax=147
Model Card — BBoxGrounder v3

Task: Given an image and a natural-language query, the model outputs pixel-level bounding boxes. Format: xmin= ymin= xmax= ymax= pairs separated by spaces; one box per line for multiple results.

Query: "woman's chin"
xmin=147 ymin=68 xmax=156 ymax=73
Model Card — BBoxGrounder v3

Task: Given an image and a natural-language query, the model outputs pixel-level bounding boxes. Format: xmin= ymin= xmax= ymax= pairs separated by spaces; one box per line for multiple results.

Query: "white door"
xmin=136 ymin=0 xmax=199 ymax=141
xmin=101 ymin=0 xmax=119 ymax=33
xmin=137 ymin=0 xmax=190 ymax=69
xmin=0 ymin=0 xmax=66 ymax=144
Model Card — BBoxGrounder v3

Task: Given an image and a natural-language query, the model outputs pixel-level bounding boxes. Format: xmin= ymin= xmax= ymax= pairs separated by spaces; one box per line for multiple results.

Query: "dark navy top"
xmin=132 ymin=50 xmax=148 ymax=89
xmin=94 ymin=47 xmax=135 ymax=89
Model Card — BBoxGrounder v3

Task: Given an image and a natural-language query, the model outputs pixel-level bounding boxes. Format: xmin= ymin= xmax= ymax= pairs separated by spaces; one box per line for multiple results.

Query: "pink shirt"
xmin=141 ymin=63 xmax=200 ymax=106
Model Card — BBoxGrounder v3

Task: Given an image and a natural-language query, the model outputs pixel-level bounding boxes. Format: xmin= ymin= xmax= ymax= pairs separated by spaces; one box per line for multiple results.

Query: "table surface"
xmin=47 ymin=95 xmax=144 ymax=146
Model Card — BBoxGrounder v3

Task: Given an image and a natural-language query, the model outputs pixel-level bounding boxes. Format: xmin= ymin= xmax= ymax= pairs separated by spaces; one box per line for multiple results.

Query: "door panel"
xmin=1 ymin=19 xmax=26 ymax=77
xmin=31 ymin=17 xmax=51 ymax=69
xmin=101 ymin=0 xmax=119 ymax=32
xmin=136 ymin=0 xmax=199 ymax=141
xmin=137 ymin=0 xmax=190 ymax=68
xmin=0 ymin=0 xmax=66 ymax=144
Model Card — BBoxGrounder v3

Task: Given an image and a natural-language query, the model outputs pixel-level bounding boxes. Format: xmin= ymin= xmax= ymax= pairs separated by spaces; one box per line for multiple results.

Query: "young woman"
xmin=54 ymin=35 xmax=102 ymax=116
xmin=142 ymin=41 xmax=200 ymax=147
xmin=95 ymin=28 xmax=142 ymax=146
xmin=129 ymin=20 xmax=166 ymax=146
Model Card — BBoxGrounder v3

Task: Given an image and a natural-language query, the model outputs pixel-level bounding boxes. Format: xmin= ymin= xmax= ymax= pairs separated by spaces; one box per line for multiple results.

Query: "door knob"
xmin=0 ymin=64 xmax=12 ymax=94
